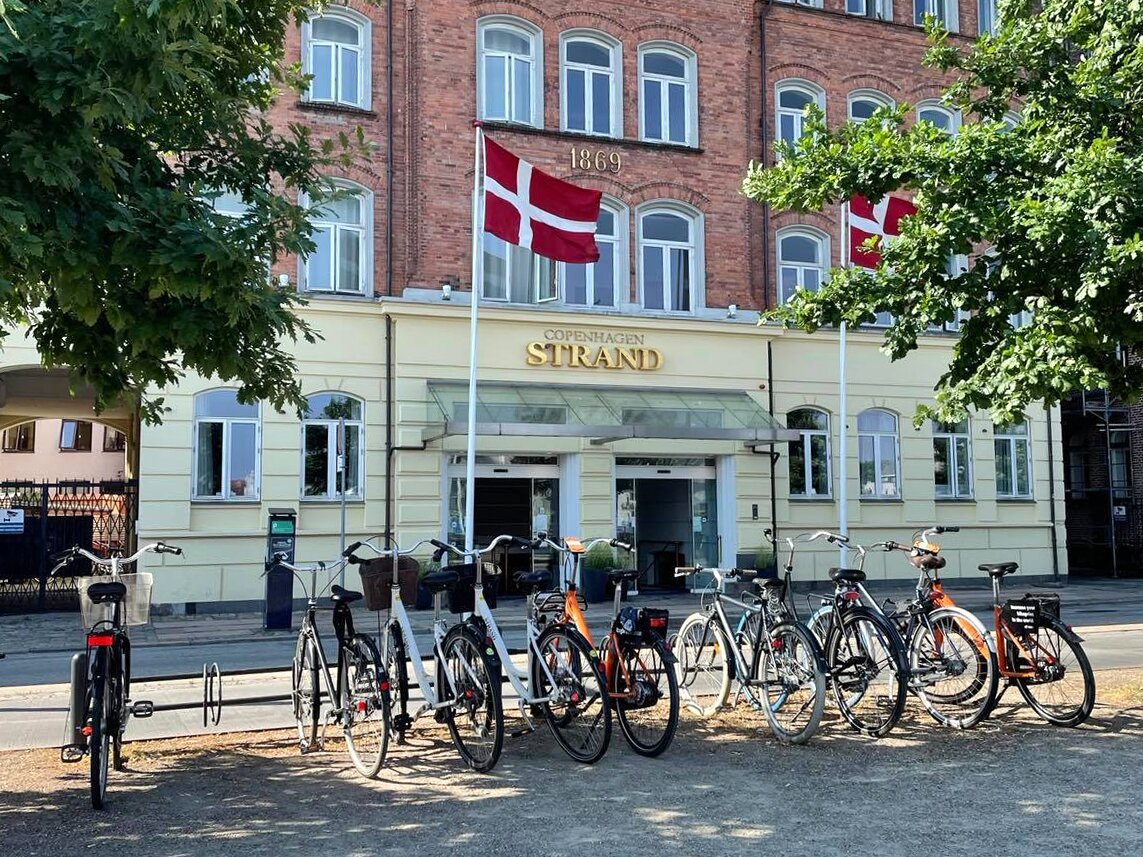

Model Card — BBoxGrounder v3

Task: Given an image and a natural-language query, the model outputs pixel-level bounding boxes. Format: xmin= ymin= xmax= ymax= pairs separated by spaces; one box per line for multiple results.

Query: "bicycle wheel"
xmin=753 ymin=622 xmax=826 ymax=744
xmin=291 ymin=632 xmax=321 ymax=751
xmin=734 ymin=609 xmax=765 ymax=708
xmin=534 ymin=625 xmax=612 ymax=764
xmin=382 ymin=622 xmax=410 ymax=744
xmin=673 ymin=614 xmax=731 ymax=717
xmin=805 ymin=604 xmax=834 ymax=649
xmin=1014 ymin=616 xmax=1096 ymax=727
xmin=825 ymin=608 xmax=908 ymax=737
xmin=441 ymin=627 xmax=504 ymax=773
xmin=613 ymin=637 xmax=679 ymax=757
xmin=342 ymin=635 xmax=390 ymax=778
xmin=909 ymin=608 xmax=997 ymax=729
xmin=109 ymin=648 xmax=126 ymax=771
xmin=89 ymin=648 xmax=110 ymax=810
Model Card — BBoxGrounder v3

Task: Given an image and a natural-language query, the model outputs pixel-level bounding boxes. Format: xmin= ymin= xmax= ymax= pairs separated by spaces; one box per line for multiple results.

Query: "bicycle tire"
xmin=441 ymin=626 xmax=504 ymax=773
xmin=752 ymin=621 xmax=827 ymax=744
xmin=89 ymin=648 xmax=110 ymax=810
xmin=382 ymin=622 xmax=410 ymax=744
xmin=110 ymin=647 xmax=125 ymax=771
xmin=533 ymin=624 xmax=612 ymax=764
xmin=825 ymin=607 xmax=908 ymax=737
xmin=1014 ymin=616 xmax=1096 ymax=727
xmin=291 ymin=632 xmax=321 ymax=751
xmin=342 ymin=635 xmax=390 ymax=778
xmin=673 ymin=613 xmax=731 ymax=717
xmin=908 ymin=607 xmax=997 ymax=730
xmin=613 ymin=637 xmax=679 ymax=757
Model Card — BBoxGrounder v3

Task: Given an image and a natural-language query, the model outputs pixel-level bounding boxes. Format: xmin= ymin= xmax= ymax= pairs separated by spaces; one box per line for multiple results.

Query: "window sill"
xmin=300 ymin=498 xmax=366 ymax=505
xmin=478 ymin=120 xmax=704 ymax=155
xmin=300 ymin=291 xmax=374 ymax=301
xmin=1 ymin=449 xmax=35 ymax=454
xmin=934 ymin=497 xmax=976 ymax=503
xmin=59 ymin=449 xmax=93 ymax=453
xmin=296 ymin=100 xmax=377 ymax=119
xmin=859 ymin=497 xmax=904 ymax=503
xmin=192 ymin=499 xmax=262 ymax=506
xmin=996 ymin=497 xmax=1036 ymax=504
xmin=788 ymin=496 xmax=835 ymax=503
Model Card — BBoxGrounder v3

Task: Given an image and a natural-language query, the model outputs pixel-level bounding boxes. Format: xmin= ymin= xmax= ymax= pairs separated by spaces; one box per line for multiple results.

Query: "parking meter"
xmin=264 ymin=508 xmax=297 ymax=630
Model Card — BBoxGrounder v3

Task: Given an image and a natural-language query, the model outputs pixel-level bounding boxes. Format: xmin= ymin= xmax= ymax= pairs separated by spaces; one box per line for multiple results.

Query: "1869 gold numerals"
xmin=570 ymin=146 xmax=622 ymax=174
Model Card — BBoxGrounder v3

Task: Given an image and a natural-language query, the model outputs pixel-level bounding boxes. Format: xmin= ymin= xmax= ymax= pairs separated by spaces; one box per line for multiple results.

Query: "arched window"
xmin=1 ymin=421 xmax=35 ymax=452
xmin=194 ymin=390 xmax=260 ymax=500
xmin=561 ymin=32 xmax=621 ymax=137
xmin=858 ymin=408 xmax=900 ymax=498
xmin=303 ymin=9 xmax=370 ymax=109
xmin=777 ymin=228 xmax=827 ymax=305
xmin=914 ymin=1 xmax=959 ymax=32
xmin=478 ymin=17 xmax=542 ymax=127
xmin=562 ymin=199 xmax=627 ymax=307
xmin=995 ymin=419 xmax=1032 ymax=499
xmin=979 ymin=0 xmax=1000 ymax=35
xmin=776 ymin=81 xmax=824 ymax=148
xmin=848 ymin=89 xmax=893 ymax=124
xmin=482 ymin=234 xmax=556 ymax=304
xmin=639 ymin=43 xmax=697 ymax=146
xmin=916 ymin=100 xmax=960 ymax=134
xmin=933 ymin=418 xmax=973 ymax=499
xmin=301 ymin=181 xmax=373 ymax=295
xmin=302 ymin=393 xmax=364 ymax=499
xmin=788 ymin=408 xmax=832 ymax=498
xmin=638 ymin=204 xmax=701 ymax=313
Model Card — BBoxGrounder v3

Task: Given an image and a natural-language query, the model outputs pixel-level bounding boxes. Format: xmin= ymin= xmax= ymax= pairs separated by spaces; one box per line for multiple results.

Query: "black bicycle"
xmin=56 ymin=541 xmax=182 ymax=809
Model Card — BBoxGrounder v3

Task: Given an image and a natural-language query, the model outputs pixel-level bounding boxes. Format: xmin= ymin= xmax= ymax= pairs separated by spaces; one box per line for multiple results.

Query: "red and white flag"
xmin=847 ymin=194 xmax=917 ymax=269
xmin=483 ymin=136 xmax=603 ymax=264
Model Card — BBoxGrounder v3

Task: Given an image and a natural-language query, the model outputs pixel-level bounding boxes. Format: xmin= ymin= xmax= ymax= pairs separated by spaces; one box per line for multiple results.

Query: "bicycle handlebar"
xmin=50 ymin=542 xmax=183 ymax=574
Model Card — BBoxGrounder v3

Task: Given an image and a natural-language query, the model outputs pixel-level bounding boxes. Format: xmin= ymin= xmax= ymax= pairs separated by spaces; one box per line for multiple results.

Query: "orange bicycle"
xmin=525 ymin=533 xmax=679 ymax=757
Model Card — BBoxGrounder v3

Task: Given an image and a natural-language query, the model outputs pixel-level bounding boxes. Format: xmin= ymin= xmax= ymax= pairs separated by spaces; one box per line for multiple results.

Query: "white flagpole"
xmin=464 ymin=125 xmax=485 ymax=559
xmin=838 ymin=202 xmax=849 ymax=566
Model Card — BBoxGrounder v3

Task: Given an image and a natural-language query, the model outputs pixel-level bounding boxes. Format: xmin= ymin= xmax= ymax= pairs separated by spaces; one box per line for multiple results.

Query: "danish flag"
xmin=483 ymin=135 xmax=603 ymax=264
xmin=847 ymin=194 xmax=917 ymax=269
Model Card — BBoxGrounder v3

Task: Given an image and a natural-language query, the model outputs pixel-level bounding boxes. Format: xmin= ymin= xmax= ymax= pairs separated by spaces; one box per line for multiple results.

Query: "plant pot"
xmin=415 ymin=580 xmax=433 ymax=610
xmin=580 ymin=566 xmax=610 ymax=604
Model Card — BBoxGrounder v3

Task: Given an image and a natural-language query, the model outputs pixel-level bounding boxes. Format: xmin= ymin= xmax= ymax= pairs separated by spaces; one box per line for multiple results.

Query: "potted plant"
xmin=755 ymin=543 xmax=778 ymax=578
xmin=580 ymin=542 xmax=615 ymax=604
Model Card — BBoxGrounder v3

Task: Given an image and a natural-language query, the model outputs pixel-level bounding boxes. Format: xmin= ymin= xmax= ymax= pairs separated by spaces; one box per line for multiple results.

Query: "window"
xmin=193 ymin=390 xmax=260 ymax=500
xmin=914 ymin=0 xmax=958 ymax=31
xmin=858 ymin=409 xmax=900 ymax=498
xmin=1066 ymin=444 xmax=1086 ymax=496
xmin=639 ymin=44 xmax=697 ymax=146
xmin=916 ymin=100 xmax=960 ymax=134
xmin=979 ymin=0 xmax=999 ymax=35
xmin=302 ymin=183 xmax=371 ymax=295
xmin=103 ymin=427 xmax=127 ymax=453
xmin=778 ymin=229 xmax=827 ymax=305
xmin=788 ymin=408 xmax=832 ymax=498
xmin=482 ymin=234 xmax=556 ymax=303
xmin=638 ymin=205 xmax=700 ymax=313
xmin=561 ymin=33 xmax=620 ymax=137
xmin=1 ymin=422 xmax=34 ymax=452
xmin=60 ymin=420 xmax=93 ymax=452
xmin=933 ymin=419 xmax=973 ymax=499
xmin=928 ymin=256 xmax=971 ymax=331
xmin=1111 ymin=430 xmax=1131 ymax=500
xmin=995 ymin=420 xmax=1032 ymax=498
xmin=848 ymin=89 xmax=893 ymax=124
xmin=303 ymin=10 xmax=370 ymax=109
xmin=847 ymin=0 xmax=892 ymax=19
xmin=478 ymin=17 xmax=542 ymax=127
xmin=779 ymin=0 xmax=823 ymax=6
xmin=302 ymin=393 xmax=364 ymax=499
xmin=562 ymin=202 xmax=626 ymax=307
xmin=776 ymin=81 xmax=824 ymax=149
xmin=1000 ymin=111 xmax=1020 ymax=132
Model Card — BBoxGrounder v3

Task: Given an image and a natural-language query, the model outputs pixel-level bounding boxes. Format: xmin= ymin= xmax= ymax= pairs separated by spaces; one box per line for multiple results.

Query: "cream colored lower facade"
xmin=1 ymin=299 xmax=1066 ymax=607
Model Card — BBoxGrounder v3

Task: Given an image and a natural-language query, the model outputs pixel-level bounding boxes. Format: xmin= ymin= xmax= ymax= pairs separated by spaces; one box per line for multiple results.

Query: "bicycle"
xmin=981 ymin=559 xmax=1095 ymax=726
xmin=436 ymin=534 xmax=613 ymax=764
xmin=54 ymin=541 xmax=183 ymax=809
xmin=527 ymin=533 xmax=679 ymax=757
xmin=271 ymin=553 xmax=390 ymax=778
xmin=672 ymin=557 xmax=827 ymax=744
xmin=344 ymin=537 xmax=503 ymax=772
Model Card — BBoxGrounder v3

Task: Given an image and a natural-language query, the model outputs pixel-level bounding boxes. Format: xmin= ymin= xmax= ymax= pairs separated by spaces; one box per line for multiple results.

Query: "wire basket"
xmin=77 ymin=573 xmax=153 ymax=628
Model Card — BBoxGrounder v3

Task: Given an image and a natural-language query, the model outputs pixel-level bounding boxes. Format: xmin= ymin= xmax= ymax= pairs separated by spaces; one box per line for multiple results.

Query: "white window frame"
xmin=916 ymin=99 xmax=961 ymax=134
xmin=914 ymin=0 xmax=960 ymax=32
xmin=192 ymin=389 xmax=262 ymax=502
xmin=560 ymin=31 xmax=622 ymax=138
xmin=777 ymin=227 xmax=829 ymax=306
xmin=637 ymin=42 xmax=698 ymax=147
xmin=481 ymin=234 xmax=557 ymax=304
xmin=995 ymin=420 xmax=1033 ymax=499
xmin=301 ymin=8 xmax=371 ymax=110
xmin=775 ymin=79 xmax=826 ymax=151
xmin=636 ymin=202 xmax=704 ymax=314
xmin=559 ymin=198 xmax=629 ymax=308
xmin=301 ymin=393 xmax=366 ymax=501
xmin=933 ymin=419 xmax=973 ymax=499
xmin=788 ymin=408 xmax=833 ymax=499
xmin=779 ymin=0 xmax=823 ymax=7
xmin=477 ymin=16 xmax=544 ymax=128
xmin=847 ymin=0 xmax=893 ymax=19
xmin=847 ymin=88 xmax=894 ymax=124
xmin=978 ymin=0 xmax=999 ymax=35
xmin=299 ymin=180 xmax=374 ymax=296
xmin=858 ymin=409 xmax=902 ymax=499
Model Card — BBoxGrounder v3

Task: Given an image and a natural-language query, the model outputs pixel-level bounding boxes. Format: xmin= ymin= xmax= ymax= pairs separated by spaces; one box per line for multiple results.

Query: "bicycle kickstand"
xmin=508 ymin=698 xmax=536 ymax=738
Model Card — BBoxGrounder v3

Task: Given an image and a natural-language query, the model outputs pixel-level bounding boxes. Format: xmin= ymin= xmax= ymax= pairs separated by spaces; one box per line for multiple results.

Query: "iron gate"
xmin=0 ymin=480 xmax=138 ymax=613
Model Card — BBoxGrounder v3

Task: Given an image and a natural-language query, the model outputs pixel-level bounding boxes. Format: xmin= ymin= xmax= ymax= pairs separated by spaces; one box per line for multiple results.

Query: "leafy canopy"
xmin=743 ymin=0 xmax=1143 ymax=424
xmin=0 ymin=0 xmax=366 ymax=421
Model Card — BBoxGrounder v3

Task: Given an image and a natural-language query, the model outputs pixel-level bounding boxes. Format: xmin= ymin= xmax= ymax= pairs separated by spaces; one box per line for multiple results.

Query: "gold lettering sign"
xmin=570 ymin=146 xmax=622 ymax=174
xmin=525 ymin=341 xmax=663 ymax=371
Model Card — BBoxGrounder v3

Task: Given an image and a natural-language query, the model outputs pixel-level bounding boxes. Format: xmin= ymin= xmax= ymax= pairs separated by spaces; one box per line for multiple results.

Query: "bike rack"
xmin=134 ymin=663 xmax=301 ymax=728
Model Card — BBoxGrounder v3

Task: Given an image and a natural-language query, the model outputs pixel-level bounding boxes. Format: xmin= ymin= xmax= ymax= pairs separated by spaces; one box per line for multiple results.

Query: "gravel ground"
xmin=2 ymin=670 xmax=1141 ymax=857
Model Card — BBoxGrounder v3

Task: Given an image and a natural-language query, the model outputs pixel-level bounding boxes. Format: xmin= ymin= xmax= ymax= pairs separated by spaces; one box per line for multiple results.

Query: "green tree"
xmin=743 ymin=1 xmax=1143 ymax=424
xmin=0 ymin=0 xmax=366 ymax=421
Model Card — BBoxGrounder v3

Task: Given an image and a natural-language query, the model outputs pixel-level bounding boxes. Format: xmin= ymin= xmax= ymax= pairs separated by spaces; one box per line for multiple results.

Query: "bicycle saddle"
xmin=910 ymin=553 xmax=946 ymax=570
xmin=754 ymin=577 xmax=785 ymax=595
xmin=979 ymin=562 xmax=1019 ymax=578
xmin=606 ymin=568 xmax=640 ymax=583
xmin=515 ymin=570 xmax=552 ymax=592
xmin=421 ymin=570 xmax=459 ymax=593
xmin=86 ymin=580 xmax=127 ymax=604
xmin=330 ymin=585 xmax=364 ymax=605
xmin=828 ymin=567 xmax=866 ymax=584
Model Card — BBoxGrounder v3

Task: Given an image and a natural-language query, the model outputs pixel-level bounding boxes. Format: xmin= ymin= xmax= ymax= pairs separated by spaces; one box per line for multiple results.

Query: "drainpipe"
xmin=768 ymin=340 xmax=778 ymax=547
xmin=1045 ymin=401 xmax=1060 ymax=583
xmin=384 ymin=313 xmax=395 ymax=544
xmin=759 ymin=1 xmax=772 ymax=310
xmin=385 ymin=0 xmax=394 ymax=297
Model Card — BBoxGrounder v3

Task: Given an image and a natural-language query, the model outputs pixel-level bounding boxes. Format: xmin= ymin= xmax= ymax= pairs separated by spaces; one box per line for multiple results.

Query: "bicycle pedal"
xmin=60 ymin=746 xmax=85 ymax=764
xmin=130 ymin=700 xmax=154 ymax=718
xmin=508 ymin=724 xmax=534 ymax=738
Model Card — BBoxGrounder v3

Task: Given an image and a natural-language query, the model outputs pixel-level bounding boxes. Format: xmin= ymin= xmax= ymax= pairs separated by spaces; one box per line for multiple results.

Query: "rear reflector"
xmin=648 ymin=617 xmax=668 ymax=629
xmin=842 ymin=591 xmax=862 ymax=602
xmin=87 ymin=634 xmax=115 ymax=647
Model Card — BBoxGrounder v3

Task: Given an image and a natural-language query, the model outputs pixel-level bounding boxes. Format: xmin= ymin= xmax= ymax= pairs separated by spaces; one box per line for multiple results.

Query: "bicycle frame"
xmin=384 ymin=581 xmax=462 ymax=716
xmin=472 ymin=580 xmax=559 ymax=705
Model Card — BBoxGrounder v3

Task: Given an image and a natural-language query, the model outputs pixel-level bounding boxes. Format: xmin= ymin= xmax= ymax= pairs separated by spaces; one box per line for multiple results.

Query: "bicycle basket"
xmin=638 ymin=608 xmax=669 ymax=643
xmin=77 ymin=573 xmax=153 ymax=628
xmin=356 ymin=556 xmax=419 ymax=611
xmin=446 ymin=563 xmax=500 ymax=614
xmin=1002 ymin=594 xmax=1061 ymax=633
